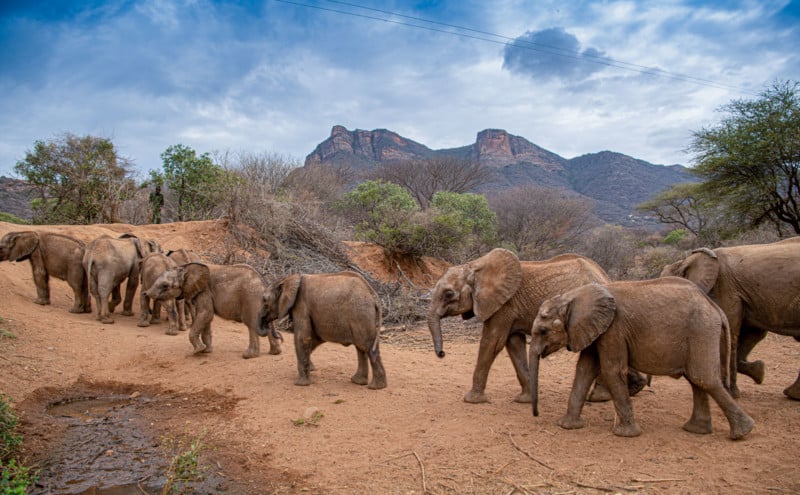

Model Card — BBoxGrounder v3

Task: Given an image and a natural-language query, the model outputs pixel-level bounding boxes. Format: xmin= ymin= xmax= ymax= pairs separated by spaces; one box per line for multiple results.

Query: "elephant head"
xmin=529 ymin=283 xmax=616 ymax=416
xmin=0 ymin=231 xmax=39 ymax=262
xmin=660 ymin=248 xmax=719 ymax=294
xmin=119 ymin=233 xmax=161 ymax=258
xmin=427 ymin=248 xmax=523 ymax=358
xmin=145 ymin=262 xmax=210 ymax=301
xmin=258 ymin=274 xmax=302 ymax=336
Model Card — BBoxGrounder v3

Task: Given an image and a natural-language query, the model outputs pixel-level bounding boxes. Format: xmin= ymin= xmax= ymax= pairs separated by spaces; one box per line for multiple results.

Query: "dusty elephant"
xmin=259 ymin=271 xmax=386 ymax=389
xmin=138 ymin=252 xmax=183 ymax=335
xmin=144 ymin=262 xmax=282 ymax=358
xmin=427 ymin=248 xmax=645 ymax=404
xmin=529 ymin=277 xmax=755 ymax=440
xmin=83 ymin=233 xmax=161 ymax=324
xmin=166 ymin=248 xmax=203 ymax=330
xmin=661 ymin=237 xmax=800 ymax=399
xmin=0 ymin=231 xmax=90 ymax=313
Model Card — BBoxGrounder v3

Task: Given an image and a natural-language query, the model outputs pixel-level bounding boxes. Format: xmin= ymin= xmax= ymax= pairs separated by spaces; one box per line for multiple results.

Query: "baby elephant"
xmin=529 ymin=277 xmax=754 ymax=440
xmin=259 ymin=271 xmax=387 ymax=389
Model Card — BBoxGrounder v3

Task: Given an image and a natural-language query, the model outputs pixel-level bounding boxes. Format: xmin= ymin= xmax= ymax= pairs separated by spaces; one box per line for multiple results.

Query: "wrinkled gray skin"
xmin=83 ymin=234 xmax=161 ymax=324
xmin=259 ymin=271 xmax=386 ymax=389
xmin=530 ymin=277 xmax=754 ymax=440
xmin=138 ymin=252 xmax=182 ymax=334
xmin=145 ymin=262 xmax=282 ymax=358
xmin=0 ymin=231 xmax=90 ymax=313
xmin=661 ymin=237 xmax=800 ymax=400
xmin=427 ymin=248 xmax=644 ymax=404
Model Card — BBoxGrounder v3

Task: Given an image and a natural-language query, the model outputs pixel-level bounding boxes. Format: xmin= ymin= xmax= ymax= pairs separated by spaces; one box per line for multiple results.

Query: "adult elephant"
xmin=0 ymin=231 xmax=91 ymax=313
xmin=661 ymin=237 xmax=800 ymax=399
xmin=83 ymin=233 xmax=161 ymax=324
xmin=428 ymin=248 xmax=645 ymax=404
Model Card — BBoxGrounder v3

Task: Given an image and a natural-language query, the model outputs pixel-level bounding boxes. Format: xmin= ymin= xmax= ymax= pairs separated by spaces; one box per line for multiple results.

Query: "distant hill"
xmin=306 ymin=126 xmax=695 ymax=227
xmin=0 ymin=176 xmax=33 ymax=221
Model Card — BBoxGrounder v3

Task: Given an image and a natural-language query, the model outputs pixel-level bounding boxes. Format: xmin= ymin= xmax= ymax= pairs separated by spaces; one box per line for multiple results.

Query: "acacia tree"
xmin=690 ymin=80 xmax=800 ymax=235
xmin=489 ymin=185 xmax=597 ymax=258
xmin=14 ymin=133 xmax=134 ymax=224
xmin=370 ymin=157 xmax=495 ymax=209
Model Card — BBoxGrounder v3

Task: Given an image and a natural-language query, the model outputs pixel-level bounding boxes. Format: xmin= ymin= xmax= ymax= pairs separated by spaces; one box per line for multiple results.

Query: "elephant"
xmin=427 ymin=248 xmax=645 ymax=404
xmin=529 ymin=277 xmax=755 ymax=440
xmin=137 ymin=252 xmax=183 ymax=335
xmin=83 ymin=233 xmax=161 ymax=324
xmin=144 ymin=262 xmax=282 ymax=358
xmin=259 ymin=271 xmax=387 ymax=389
xmin=166 ymin=248 xmax=203 ymax=329
xmin=0 ymin=231 xmax=91 ymax=313
xmin=661 ymin=237 xmax=800 ymax=400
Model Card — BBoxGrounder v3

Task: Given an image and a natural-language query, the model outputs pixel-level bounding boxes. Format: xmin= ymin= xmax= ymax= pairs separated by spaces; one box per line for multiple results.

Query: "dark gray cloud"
xmin=502 ymin=27 xmax=610 ymax=82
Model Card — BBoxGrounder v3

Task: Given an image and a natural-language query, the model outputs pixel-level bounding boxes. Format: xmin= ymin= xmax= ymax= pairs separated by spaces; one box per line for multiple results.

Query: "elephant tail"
xmin=371 ymin=299 xmax=382 ymax=353
xmin=719 ymin=307 xmax=731 ymax=390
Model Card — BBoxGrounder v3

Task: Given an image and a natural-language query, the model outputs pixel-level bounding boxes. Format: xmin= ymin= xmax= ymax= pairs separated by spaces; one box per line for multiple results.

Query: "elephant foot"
xmin=242 ymin=349 xmax=260 ymax=359
xmin=683 ymin=418 xmax=712 ymax=435
xmin=137 ymin=320 xmax=150 ymax=327
xmin=150 ymin=318 xmax=162 ymax=324
xmin=729 ymin=415 xmax=755 ymax=440
xmin=612 ymin=422 xmax=642 ymax=438
xmin=69 ymin=306 xmax=84 ymax=314
xmin=192 ymin=344 xmax=207 ymax=354
xmin=308 ymin=360 xmax=316 ymax=372
xmin=101 ymin=317 xmax=115 ymax=324
xmin=34 ymin=298 xmax=50 ymax=306
xmin=268 ymin=346 xmax=282 ymax=356
xmin=587 ymin=382 xmax=612 ymax=402
xmin=463 ymin=390 xmax=489 ymax=404
xmin=351 ymin=374 xmax=369 ymax=386
xmin=556 ymin=415 xmax=585 ymax=430
xmin=783 ymin=382 xmax=800 ymax=400
xmin=295 ymin=376 xmax=312 ymax=386
xmin=368 ymin=379 xmax=387 ymax=390
xmin=514 ymin=392 xmax=532 ymax=403
xmin=739 ymin=360 xmax=765 ymax=384
xmin=165 ymin=328 xmax=179 ymax=336
xmin=121 ymin=310 xmax=134 ymax=317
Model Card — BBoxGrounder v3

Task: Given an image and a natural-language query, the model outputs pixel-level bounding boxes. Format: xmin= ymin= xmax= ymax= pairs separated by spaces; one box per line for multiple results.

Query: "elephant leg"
xmin=683 ymin=382 xmax=713 ymax=435
xmin=200 ymin=322 xmax=212 ymax=353
xmin=97 ymin=278 xmax=116 ymax=324
xmin=557 ymin=349 xmax=599 ymax=430
xmin=189 ymin=304 xmax=212 ymax=354
xmin=163 ymin=299 xmax=179 ymax=336
xmin=352 ymin=348 xmax=369 ymax=386
xmin=109 ymin=285 xmax=122 ymax=314
xmin=465 ymin=326 xmax=507 ymax=403
xmin=32 ymin=265 xmax=50 ymax=305
xmin=68 ymin=281 xmax=85 ymax=313
xmin=367 ymin=344 xmax=387 ymax=390
xmin=243 ymin=322 xmax=261 ymax=359
xmin=587 ymin=369 xmax=647 ymax=402
xmin=603 ymin=366 xmax=641 ymax=437
xmin=737 ymin=326 xmax=767 ymax=384
xmin=176 ymin=299 xmax=187 ymax=332
xmin=137 ymin=291 xmax=152 ymax=327
xmin=506 ymin=332 xmax=531 ymax=403
xmin=266 ymin=326 xmax=282 ymax=356
xmin=705 ymin=381 xmax=755 ymax=440
xmin=121 ymin=275 xmax=138 ymax=316
xmin=783 ymin=371 xmax=800 ymax=400
xmin=293 ymin=320 xmax=314 ymax=386
xmin=151 ymin=299 xmax=163 ymax=324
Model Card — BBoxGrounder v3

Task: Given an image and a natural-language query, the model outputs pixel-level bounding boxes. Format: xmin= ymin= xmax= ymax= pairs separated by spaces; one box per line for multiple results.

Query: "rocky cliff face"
xmin=468 ymin=129 xmax=566 ymax=171
xmin=305 ymin=126 xmax=435 ymax=168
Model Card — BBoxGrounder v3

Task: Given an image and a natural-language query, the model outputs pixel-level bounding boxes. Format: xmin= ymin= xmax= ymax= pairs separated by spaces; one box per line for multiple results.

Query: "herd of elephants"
xmin=2 ymin=229 xmax=800 ymax=442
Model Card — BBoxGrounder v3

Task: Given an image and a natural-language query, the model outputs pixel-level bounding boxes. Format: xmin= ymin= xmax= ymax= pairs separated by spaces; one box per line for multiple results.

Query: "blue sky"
xmin=1 ymin=0 xmax=798 ymax=178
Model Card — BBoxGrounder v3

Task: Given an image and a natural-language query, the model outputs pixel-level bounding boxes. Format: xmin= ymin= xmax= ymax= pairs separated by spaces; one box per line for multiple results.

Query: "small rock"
xmin=303 ymin=406 xmax=320 ymax=419
xmin=130 ymin=391 xmax=141 ymax=399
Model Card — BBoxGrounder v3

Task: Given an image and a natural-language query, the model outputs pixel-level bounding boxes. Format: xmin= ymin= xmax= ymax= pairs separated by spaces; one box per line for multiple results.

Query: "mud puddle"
xmin=19 ymin=381 xmax=269 ymax=495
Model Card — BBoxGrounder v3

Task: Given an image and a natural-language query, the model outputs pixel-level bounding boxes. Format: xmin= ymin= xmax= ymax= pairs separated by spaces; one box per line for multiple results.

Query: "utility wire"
xmin=270 ymin=0 xmax=758 ymax=96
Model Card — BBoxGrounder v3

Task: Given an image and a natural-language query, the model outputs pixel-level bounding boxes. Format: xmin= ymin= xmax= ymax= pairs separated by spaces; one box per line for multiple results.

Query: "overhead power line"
xmin=270 ymin=0 xmax=758 ymax=96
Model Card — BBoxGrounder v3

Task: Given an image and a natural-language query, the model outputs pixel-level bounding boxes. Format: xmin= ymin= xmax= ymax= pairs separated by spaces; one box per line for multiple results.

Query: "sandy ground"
xmin=0 ymin=220 xmax=798 ymax=494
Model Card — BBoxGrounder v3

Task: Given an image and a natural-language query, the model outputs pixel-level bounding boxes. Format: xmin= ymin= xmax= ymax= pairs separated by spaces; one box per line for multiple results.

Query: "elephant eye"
xmin=443 ymin=289 xmax=456 ymax=301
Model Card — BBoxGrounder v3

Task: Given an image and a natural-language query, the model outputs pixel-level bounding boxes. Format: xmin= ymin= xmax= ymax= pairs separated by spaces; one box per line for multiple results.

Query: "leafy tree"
xmin=370 ymin=157 xmax=495 ymax=209
xmin=689 ymin=80 xmax=800 ymax=235
xmin=157 ymin=144 xmax=230 ymax=221
xmin=431 ymin=190 xmax=496 ymax=243
xmin=14 ymin=133 xmax=134 ymax=224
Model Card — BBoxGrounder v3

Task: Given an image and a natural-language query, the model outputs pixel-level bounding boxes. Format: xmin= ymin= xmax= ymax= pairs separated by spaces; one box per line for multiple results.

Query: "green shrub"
xmin=663 ymin=229 xmax=688 ymax=245
xmin=0 ymin=213 xmax=28 ymax=225
xmin=0 ymin=395 xmax=36 ymax=494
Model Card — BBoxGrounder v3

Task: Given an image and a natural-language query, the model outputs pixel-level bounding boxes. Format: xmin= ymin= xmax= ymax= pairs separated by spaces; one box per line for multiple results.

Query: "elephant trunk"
xmin=530 ymin=351 xmax=540 ymax=417
xmin=427 ymin=310 xmax=445 ymax=358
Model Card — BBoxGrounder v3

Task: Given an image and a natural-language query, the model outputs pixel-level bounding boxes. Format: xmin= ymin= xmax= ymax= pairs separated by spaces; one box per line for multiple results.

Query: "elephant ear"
xmin=563 ymin=283 xmax=616 ymax=353
xmin=470 ymin=248 xmax=522 ymax=321
xmin=669 ymin=248 xmax=719 ymax=294
xmin=180 ymin=263 xmax=210 ymax=300
xmin=7 ymin=232 xmax=38 ymax=261
xmin=277 ymin=274 xmax=302 ymax=320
